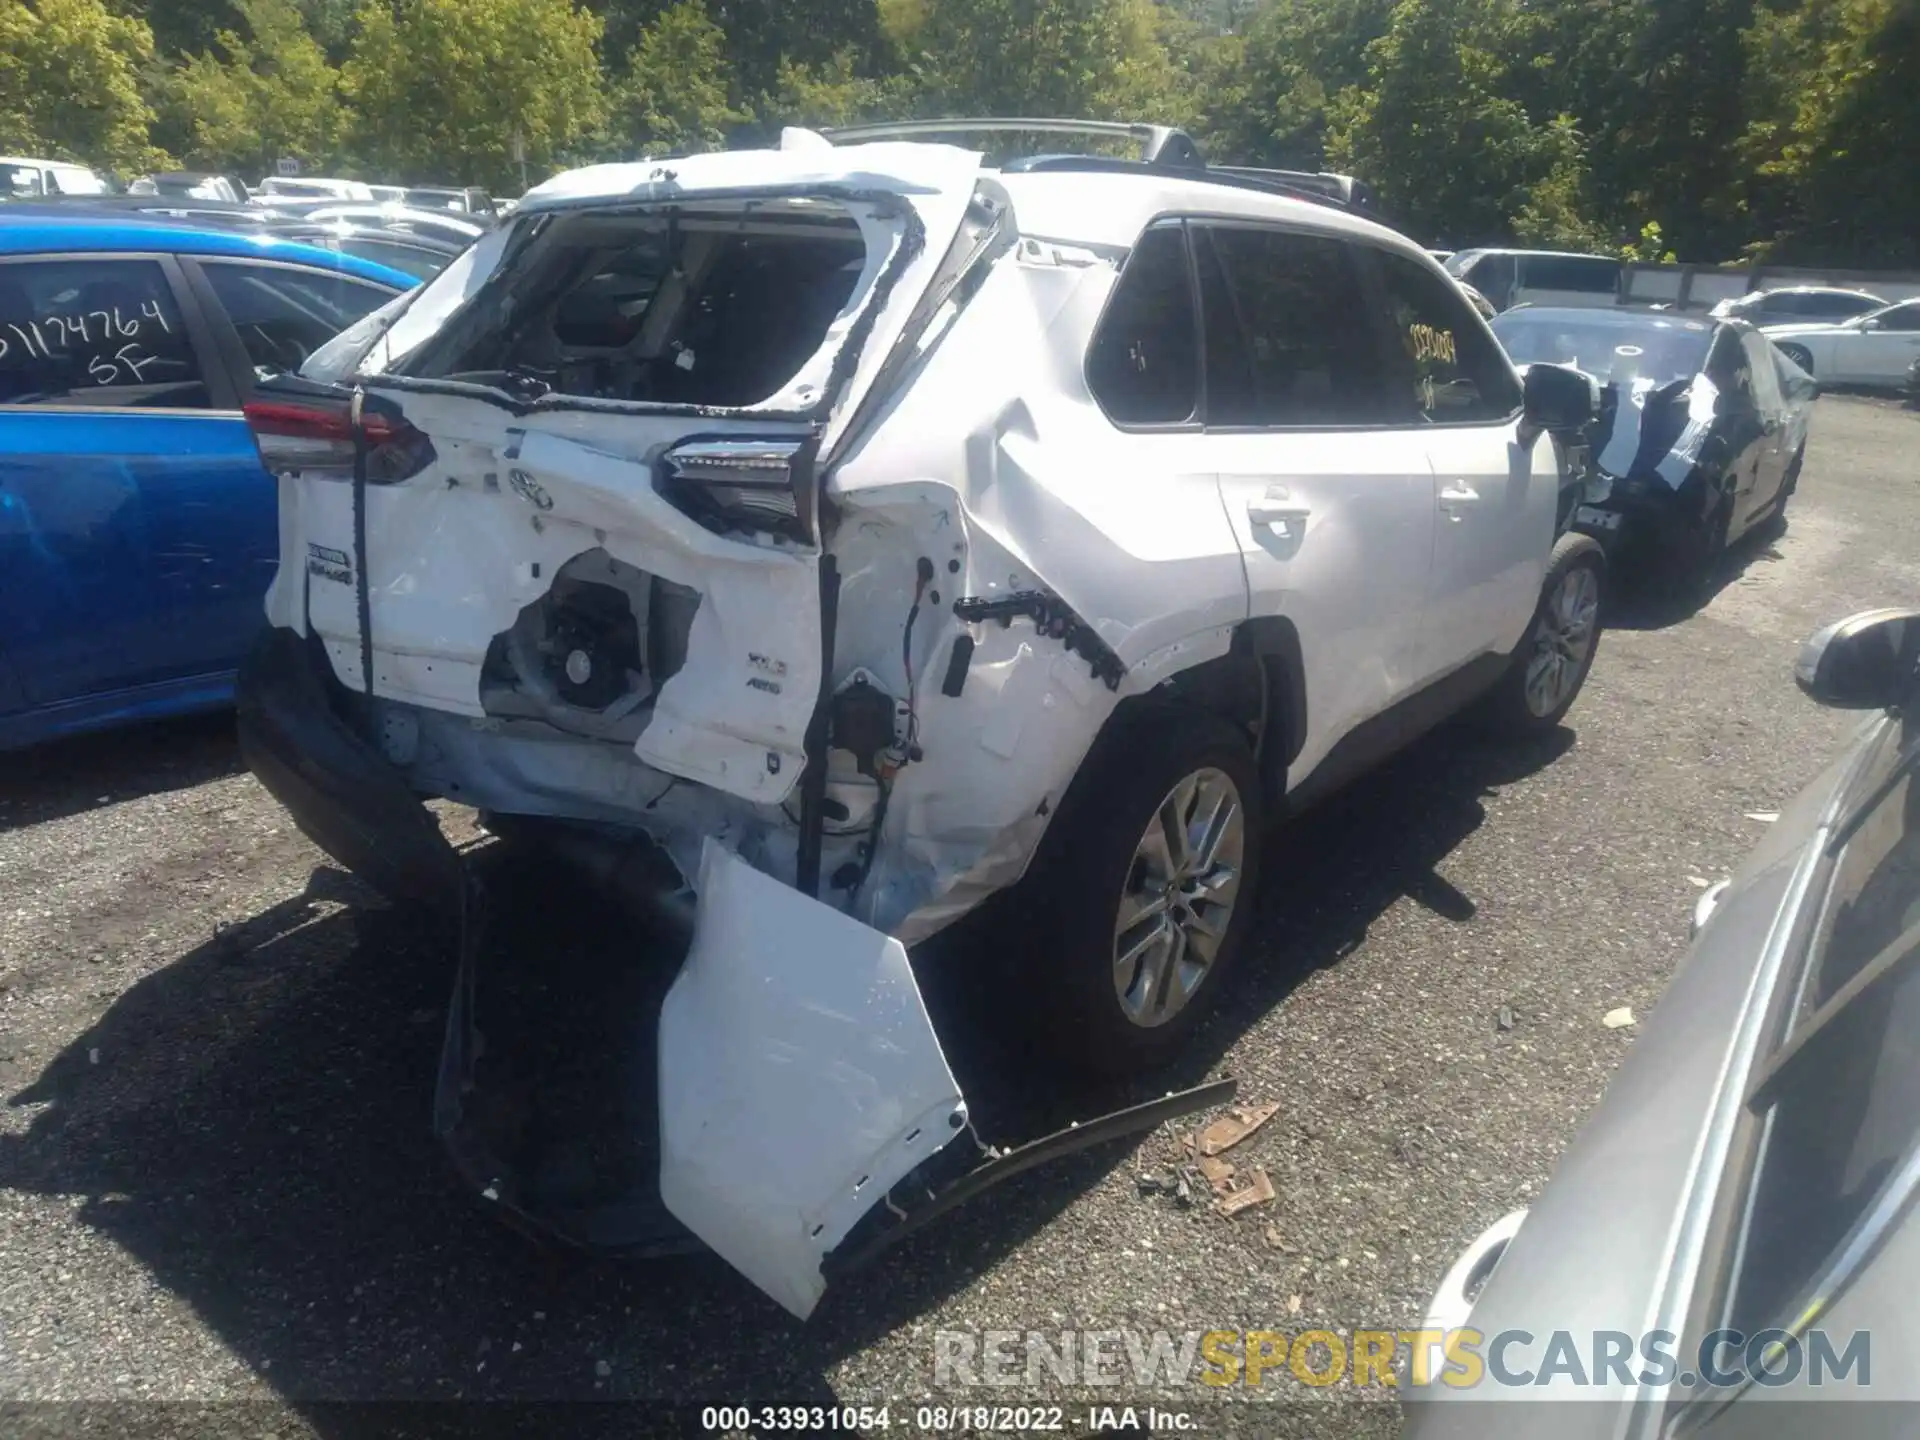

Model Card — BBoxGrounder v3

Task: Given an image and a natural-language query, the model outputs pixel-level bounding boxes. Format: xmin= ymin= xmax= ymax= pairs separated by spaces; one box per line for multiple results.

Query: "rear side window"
xmin=1373 ymin=249 xmax=1522 ymax=421
xmin=1199 ymin=224 xmax=1392 ymax=426
xmin=199 ymin=261 xmax=393 ymax=379
xmin=0 ymin=258 xmax=209 ymax=408
xmin=1705 ymin=326 xmax=1756 ymax=402
xmin=1741 ymin=329 xmax=1785 ymax=412
xmin=1875 ymin=302 xmax=1920 ymax=333
xmin=1087 ymin=223 xmax=1198 ymax=425
xmin=1824 ymin=293 xmax=1884 ymax=320
xmin=1523 ymin=255 xmax=1619 ymax=294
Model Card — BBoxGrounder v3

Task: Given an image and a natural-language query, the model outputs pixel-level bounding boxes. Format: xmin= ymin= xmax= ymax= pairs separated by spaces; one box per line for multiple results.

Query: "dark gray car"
xmin=1405 ymin=607 xmax=1920 ymax=1434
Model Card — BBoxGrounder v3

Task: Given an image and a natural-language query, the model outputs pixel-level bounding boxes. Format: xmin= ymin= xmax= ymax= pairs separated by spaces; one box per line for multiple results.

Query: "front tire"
xmin=1027 ymin=707 xmax=1264 ymax=1077
xmin=1472 ymin=532 xmax=1605 ymax=735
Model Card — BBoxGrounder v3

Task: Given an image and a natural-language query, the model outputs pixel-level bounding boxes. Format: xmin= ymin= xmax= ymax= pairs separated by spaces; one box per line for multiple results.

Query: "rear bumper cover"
xmin=236 ymin=626 xmax=463 ymax=917
xmin=235 ymin=624 xmax=1236 ymax=1318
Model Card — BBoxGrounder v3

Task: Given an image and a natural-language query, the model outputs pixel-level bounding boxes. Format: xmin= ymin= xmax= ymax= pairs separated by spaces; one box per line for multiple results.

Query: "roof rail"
xmin=820 ymin=118 xmax=1205 ymax=169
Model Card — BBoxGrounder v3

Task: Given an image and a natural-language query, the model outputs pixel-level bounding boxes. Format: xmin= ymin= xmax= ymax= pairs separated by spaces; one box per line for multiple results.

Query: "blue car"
xmin=0 ymin=216 xmax=412 ymax=748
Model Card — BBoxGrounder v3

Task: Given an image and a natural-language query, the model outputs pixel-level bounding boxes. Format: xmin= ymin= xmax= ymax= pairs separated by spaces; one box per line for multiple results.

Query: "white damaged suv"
xmin=236 ymin=125 xmax=1603 ymax=1317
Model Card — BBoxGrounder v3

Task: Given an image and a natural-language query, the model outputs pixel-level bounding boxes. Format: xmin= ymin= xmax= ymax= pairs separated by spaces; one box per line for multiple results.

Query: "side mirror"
xmin=1795 ymin=609 xmax=1920 ymax=710
xmin=1860 ymin=318 xmax=1884 ymax=332
xmin=1521 ymin=362 xmax=1595 ymax=434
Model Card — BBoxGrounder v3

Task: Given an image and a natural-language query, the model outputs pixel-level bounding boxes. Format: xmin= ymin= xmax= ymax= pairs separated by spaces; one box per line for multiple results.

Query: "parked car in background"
xmin=2 ymin=156 xmax=111 ymax=199
xmin=1710 ymin=284 xmax=1887 ymax=328
xmin=402 ymin=185 xmax=496 ymax=216
xmin=260 ymin=219 xmax=463 ymax=281
xmin=1446 ymin=248 xmax=1623 ymax=312
xmin=129 ymin=171 xmax=250 ymax=204
xmin=302 ymin=203 xmax=486 ymax=247
xmin=0 ymin=215 xmax=412 ymax=749
xmin=253 ymin=176 xmax=375 ymax=204
xmin=234 ymin=132 xmax=1607 ymax=1318
xmin=0 ymin=196 xmax=277 ymax=230
xmin=1491 ymin=306 xmax=1813 ymax=584
xmin=1407 ymin=605 xmax=1920 ymax=1432
xmin=1767 ymin=298 xmax=1920 ymax=390
xmin=368 ymin=184 xmax=406 ymax=204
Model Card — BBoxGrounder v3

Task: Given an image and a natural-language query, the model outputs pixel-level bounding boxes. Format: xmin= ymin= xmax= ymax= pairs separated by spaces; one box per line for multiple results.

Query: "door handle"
xmin=1246 ymin=500 xmax=1311 ymax=537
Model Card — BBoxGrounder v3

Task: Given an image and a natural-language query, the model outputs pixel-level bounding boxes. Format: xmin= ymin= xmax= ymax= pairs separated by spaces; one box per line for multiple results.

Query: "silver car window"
xmin=1685 ymin=714 xmax=1920 ymax=1395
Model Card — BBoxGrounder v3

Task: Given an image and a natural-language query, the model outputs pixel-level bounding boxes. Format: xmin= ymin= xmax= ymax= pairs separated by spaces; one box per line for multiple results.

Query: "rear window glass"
xmin=1491 ymin=312 xmax=1713 ymax=386
xmin=408 ymin=203 xmax=871 ymax=408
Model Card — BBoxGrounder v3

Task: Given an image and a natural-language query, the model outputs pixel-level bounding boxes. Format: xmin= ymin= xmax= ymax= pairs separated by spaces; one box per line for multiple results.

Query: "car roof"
xmin=1742 ymin=285 xmax=1884 ymax=298
xmin=520 ymin=143 xmax=1424 ymax=258
xmin=267 ymin=220 xmax=462 ymax=253
xmin=0 ymin=213 xmax=416 ymax=289
xmin=1450 ymin=246 xmax=1620 ymax=262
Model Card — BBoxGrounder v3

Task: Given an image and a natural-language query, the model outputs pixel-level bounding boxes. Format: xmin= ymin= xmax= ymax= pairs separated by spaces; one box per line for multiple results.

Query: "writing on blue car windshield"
xmin=1491 ymin=311 xmax=1714 ymax=386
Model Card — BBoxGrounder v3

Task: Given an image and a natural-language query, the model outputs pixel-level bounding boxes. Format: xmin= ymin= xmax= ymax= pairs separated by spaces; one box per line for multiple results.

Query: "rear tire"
xmin=1026 ymin=706 xmax=1264 ymax=1077
xmin=1471 ymin=532 xmax=1605 ymax=735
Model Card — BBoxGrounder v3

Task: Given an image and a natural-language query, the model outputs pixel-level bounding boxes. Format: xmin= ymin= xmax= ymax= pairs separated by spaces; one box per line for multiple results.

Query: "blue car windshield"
xmin=1492 ymin=313 xmax=1713 ymax=386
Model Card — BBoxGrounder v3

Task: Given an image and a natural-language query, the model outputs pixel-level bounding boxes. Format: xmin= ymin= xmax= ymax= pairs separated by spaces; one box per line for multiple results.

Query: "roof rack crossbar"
xmin=820 ymin=117 xmax=1204 ymax=167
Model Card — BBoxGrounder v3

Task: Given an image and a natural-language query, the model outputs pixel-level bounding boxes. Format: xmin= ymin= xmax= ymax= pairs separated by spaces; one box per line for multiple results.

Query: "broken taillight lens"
xmin=244 ymin=378 xmax=434 ymax=485
xmin=658 ymin=438 xmax=815 ymax=544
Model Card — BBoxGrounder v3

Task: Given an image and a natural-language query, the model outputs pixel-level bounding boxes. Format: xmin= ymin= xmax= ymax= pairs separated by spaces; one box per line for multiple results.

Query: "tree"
xmin=1327 ymin=0 xmax=1605 ymax=248
xmin=763 ymin=47 xmax=902 ymax=130
xmin=1741 ymin=0 xmax=1920 ymax=265
xmin=1190 ymin=0 xmax=1396 ymax=167
xmin=172 ymin=0 xmax=339 ymax=174
xmin=884 ymin=0 xmax=1184 ymax=121
xmin=610 ymin=0 xmax=747 ymax=156
xmin=0 ymin=0 xmax=170 ymax=173
xmin=342 ymin=0 xmax=607 ymax=190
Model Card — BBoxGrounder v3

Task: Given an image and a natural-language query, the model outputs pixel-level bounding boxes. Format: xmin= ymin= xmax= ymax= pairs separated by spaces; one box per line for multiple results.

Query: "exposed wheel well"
xmin=1114 ymin=618 xmax=1305 ymax=812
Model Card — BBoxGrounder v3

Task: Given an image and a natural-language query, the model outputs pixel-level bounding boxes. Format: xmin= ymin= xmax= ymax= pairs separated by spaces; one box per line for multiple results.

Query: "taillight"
xmin=244 ymin=390 xmax=434 ymax=484
xmin=658 ymin=438 xmax=815 ymax=543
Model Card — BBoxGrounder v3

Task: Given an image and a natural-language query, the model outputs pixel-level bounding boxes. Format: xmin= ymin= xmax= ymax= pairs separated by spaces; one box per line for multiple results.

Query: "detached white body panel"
xmin=658 ymin=840 xmax=966 ymax=1319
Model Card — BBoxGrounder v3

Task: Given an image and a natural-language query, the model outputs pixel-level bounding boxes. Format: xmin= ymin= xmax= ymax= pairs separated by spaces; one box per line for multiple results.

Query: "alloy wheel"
xmin=1524 ymin=563 xmax=1600 ymax=718
xmin=1112 ymin=767 xmax=1246 ymax=1028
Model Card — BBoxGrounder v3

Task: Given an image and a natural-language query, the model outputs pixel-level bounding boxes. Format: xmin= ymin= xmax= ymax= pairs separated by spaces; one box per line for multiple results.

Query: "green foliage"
xmin=1327 ymin=0 xmax=1602 ymax=248
xmin=1741 ymin=0 xmax=1920 ymax=265
xmin=172 ymin=0 xmax=338 ymax=173
xmin=611 ymin=0 xmax=748 ymax=155
xmin=886 ymin=0 xmax=1184 ymax=120
xmin=342 ymin=0 xmax=607 ymax=189
xmin=3 ymin=0 xmax=1913 ymax=261
xmin=1619 ymin=220 xmax=1678 ymax=265
xmin=764 ymin=47 xmax=903 ymax=129
xmin=0 ymin=0 xmax=171 ymax=172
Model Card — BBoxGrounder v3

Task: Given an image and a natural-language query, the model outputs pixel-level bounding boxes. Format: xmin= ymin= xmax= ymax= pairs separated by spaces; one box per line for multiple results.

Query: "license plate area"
xmin=1574 ymin=505 xmax=1623 ymax=532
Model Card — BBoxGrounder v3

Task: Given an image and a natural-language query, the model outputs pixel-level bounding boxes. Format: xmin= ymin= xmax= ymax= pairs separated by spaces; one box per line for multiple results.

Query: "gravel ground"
xmin=1 ymin=394 xmax=1916 ymax=1436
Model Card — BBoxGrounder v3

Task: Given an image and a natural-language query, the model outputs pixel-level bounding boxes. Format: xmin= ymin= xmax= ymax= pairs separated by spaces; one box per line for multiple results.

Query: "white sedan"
xmin=1767 ymin=298 xmax=1920 ymax=388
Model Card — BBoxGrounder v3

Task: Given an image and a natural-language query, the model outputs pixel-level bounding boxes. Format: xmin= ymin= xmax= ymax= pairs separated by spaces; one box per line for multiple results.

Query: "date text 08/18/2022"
xmin=699 ymin=1405 xmax=1199 ymax=1432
